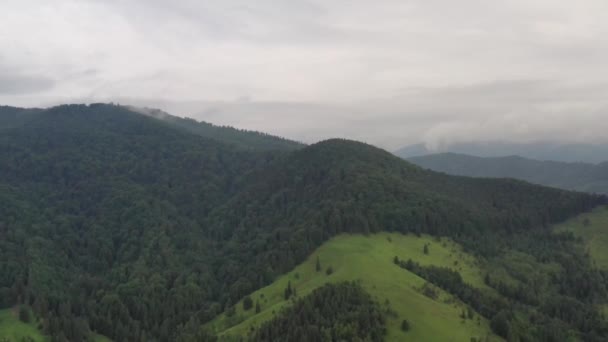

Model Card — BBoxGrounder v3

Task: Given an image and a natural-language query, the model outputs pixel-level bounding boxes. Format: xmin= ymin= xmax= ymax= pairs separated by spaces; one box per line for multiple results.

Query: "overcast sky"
xmin=1 ymin=0 xmax=607 ymax=150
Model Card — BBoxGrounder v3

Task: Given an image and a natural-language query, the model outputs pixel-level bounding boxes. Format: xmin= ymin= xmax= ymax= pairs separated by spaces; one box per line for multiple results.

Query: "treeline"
xmin=132 ymin=107 xmax=304 ymax=151
xmin=394 ymin=257 xmax=505 ymax=319
xmin=249 ymin=282 xmax=386 ymax=342
xmin=394 ymin=232 xmax=608 ymax=341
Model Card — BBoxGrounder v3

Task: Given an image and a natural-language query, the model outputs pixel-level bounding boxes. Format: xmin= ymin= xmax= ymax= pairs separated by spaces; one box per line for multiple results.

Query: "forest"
xmin=249 ymin=282 xmax=386 ymax=342
xmin=0 ymin=104 xmax=606 ymax=341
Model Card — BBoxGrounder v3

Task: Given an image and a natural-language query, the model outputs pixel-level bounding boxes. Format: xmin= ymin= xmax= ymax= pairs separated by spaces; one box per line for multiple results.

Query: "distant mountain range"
xmin=409 ymin=153 xmax=608 ymax=194
xmin=396 ymin=141 xmax=608 ymax=164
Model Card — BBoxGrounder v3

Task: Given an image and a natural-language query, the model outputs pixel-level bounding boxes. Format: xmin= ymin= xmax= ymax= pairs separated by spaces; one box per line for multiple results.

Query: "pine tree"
xmin=18 ymin=306 xmax=31 ymax=323
xmin=243 ymin=296 xmax=253 ymax=311
xmin=284 ymin=281 xmax=293 ymax=300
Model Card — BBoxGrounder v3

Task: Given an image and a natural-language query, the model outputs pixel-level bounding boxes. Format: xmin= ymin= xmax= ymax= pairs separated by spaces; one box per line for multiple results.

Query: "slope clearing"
xmin=0 ymin=308 xmax=112 ymax=342
xmin=208 ymin=233 xmax=500 ymax=342
xmin=0 ymin=308 xmax=46 ymax=342
xmin=555 ymin=205 xmax=608 ymax=269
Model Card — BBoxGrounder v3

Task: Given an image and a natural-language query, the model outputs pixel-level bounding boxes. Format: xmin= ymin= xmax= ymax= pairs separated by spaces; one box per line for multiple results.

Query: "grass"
xmin=555 ymin=205 xmax=608 ymax=269
xmin=0 ymin=308 xmax=46 ymax=342
xmin=555 ymin=206 xmax=608 ymax=325
xmin=207 ymin=233 xmax=501 ymax=342
xmin=0 ymin=308 xmax=112 ymax=342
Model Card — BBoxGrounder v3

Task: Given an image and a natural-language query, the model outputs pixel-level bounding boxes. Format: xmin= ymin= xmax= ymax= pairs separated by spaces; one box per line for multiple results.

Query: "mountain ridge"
xmin=396 ymin=141 xmax=608 ymax=163
xmin=409 ymin=152 xmax=608 ymax=194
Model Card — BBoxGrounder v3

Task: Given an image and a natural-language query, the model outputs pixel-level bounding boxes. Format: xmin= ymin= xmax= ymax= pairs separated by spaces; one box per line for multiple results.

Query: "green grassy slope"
xmin=555 ymin=205 xmax=608 ymax=269
xmin=0 ymin=308 xmax=46 ymax=342
xmin=207 ymin=233 xmax=501 ymax=342
xmin=0 ymin=308 xmax=113 ymax=342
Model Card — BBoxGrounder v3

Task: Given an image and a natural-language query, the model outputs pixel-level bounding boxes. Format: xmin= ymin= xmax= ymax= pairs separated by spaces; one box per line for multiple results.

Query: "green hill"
xmin=208 ymin=233 xmax=499 ymax=342
xmin=409 ymin=152 xmax=608 ymax=194
xmin=0 ymin=104 xmax=606 ymax=341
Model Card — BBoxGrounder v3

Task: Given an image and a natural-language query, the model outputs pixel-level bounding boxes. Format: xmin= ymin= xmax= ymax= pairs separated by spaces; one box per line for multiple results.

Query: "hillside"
xmin=0 ymin=104 xmax=606 ymax=341
xmin=409 ymin=153 xmax=608 ymax=194
xmin=555 ymin=205 xmax=608 ymax=269
xmin=130 ymin=106 xmax=304 ymax=151
xmin=396 ymin=141 xmax=608 ymax=163
xmin=208 ymin=233 xmax=499 ymax=342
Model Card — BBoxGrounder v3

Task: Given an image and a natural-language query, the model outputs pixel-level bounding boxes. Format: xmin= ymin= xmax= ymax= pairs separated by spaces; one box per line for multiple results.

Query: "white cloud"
xmin=1 ymin=0 xmax=607 ymax=148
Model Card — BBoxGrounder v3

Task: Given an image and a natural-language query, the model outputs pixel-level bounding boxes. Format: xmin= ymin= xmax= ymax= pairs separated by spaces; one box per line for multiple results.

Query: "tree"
xmin=326 ymin=266 xmax=334 ymax=275
xmin=19 ymin=306 xmax=31 ymax=323
xmin=401 ymin=319 xmax=410 ymax=332
xmin=490 ymin=311 xmax=511 ymax=339
xmin=284 ymin=281 xmax=293 ymax=300
xmin=243 ymin=296 xmax=253 ymax=311
xmin=423 ymin=244 xmax=429 ymax=255
xmin=225 ymin=305 xmax=236 ymax=317
xmin=316 ymin=257 xmax=321 ymax=272
xmin=393 ymin=256 xmax=399 ymax=265
xmin=467 ymin=307 xmax=474 ymax=319
xmin=255 ymin=301 xmax=261 ymax=313
xmin=583 ymin=218 xmax=591 ymax=226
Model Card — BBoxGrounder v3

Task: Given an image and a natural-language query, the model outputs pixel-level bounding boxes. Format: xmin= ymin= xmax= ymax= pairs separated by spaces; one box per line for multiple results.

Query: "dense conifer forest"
xmin=249 ymin=282 xmax=386 ymax=342
xmin=0 ymin=104 xmax=606 ymax=341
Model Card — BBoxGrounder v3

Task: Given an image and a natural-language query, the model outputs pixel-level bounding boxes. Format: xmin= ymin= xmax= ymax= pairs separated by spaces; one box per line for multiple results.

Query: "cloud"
xmin=1 ymin=0 xmax=607 ymax=149
xmin=0 ymin=72 xmax=55 ymax=94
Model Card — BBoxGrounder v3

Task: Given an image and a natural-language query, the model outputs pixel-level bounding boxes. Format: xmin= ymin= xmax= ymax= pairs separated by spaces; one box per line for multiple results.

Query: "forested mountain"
xmin=0 ymin=106 xmax=43 ymax=129
xmin=396 ymin=141 xmax=608 ymax=163
xmin=129 ymin=106 xmax=304 ymax=151
xmin=0 ymin=104 xmax=606 ymax=341
xmin=409 ymin=153 xmax=608 ymax=194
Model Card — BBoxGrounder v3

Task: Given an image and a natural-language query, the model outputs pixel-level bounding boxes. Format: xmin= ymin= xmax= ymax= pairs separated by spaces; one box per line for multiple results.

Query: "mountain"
xmin=409 ymin=153 xmax=608 ymax=194
xmin=395 ymin=141 xmax=608 ymax=163
xmin=130 ymin=106 xmax=304 ymax=151
xmin=0 ymin=104 xmax=606 ymax=342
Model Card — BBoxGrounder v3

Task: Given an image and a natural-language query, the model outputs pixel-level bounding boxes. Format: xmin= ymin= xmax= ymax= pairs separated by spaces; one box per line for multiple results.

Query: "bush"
xmin=401 ymin=319 xmax=410 ymax=331
xmin=326 ymin=266 xmax=334 ymax=275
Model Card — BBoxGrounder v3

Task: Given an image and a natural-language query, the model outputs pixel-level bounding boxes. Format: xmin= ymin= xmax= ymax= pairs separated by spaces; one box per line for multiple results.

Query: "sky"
xmin=1 ymin=0 xmax=607 ymax=150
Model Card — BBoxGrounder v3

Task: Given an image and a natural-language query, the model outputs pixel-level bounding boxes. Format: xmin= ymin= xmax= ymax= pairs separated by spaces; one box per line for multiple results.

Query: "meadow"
xmin=208 ymin=233 xmax=500 ymax=342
